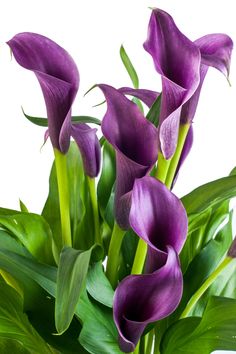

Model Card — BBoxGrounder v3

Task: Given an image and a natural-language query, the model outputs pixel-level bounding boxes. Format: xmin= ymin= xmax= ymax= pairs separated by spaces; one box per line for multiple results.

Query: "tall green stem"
xmin=155 ymin=152 xmax=171 ymax=183
xmin=180 ymin=256 xmax=234 ymax=319
xmin=165 ymin=124 xmax=190 ymax=189
xmin=131 ymin=239 xmax=147 ymax=274
xmin=87 ymin=177 xmax=101 ymax=244
xmin=146 ymin=329 xmax=154 ymax=354
xmin=54 ymin=148 xmax=72 ymax=248
xmin=106 ymin=222 xmax=125 ymax=288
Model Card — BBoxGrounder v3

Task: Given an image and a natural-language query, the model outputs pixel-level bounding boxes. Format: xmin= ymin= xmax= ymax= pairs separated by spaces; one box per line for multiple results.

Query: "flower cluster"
xmin=0 ymin=7 xmax=235 ymax=354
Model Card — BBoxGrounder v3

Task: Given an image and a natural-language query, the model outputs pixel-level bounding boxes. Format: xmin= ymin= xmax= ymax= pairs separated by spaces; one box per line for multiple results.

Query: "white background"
xmin=0 ymin=1 xmax=235 ymax=353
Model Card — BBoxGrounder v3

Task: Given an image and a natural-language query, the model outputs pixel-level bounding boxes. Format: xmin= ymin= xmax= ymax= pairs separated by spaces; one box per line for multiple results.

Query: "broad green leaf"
xmin=0 ymin=211 xmax=53 ymax=264
xmin=146 ymin=93 xmax=162 ymax=127
xmin=0 ymin=280 xmax=53 ymax=354
xmin=161 ymin=296 xmax=236 ymax=354
xmin=181 ymin=173 xmax=236 ymax=215
xmin=86 ymin=262 xmax=114 ymax=308
xmin=0 ymin=338 xmax=30 ymax=353
xmin=0 ymin=250 xmax=121 ymax=354
xmin=0 ymin=231 xmax=46 ymax=310
xmin=97 ymin=141 xmax=116 ymax=216
xmin=22 ymin=108 xmax=101 ymax=127
xmin=77 ymin=291 xmax=122 ymax=354
xmin=181 ymin=201 xmax=229 ymax=273
xmin=176 ymin=217 xmax=233 ymax=320
xmin=119 ymin=229 xmax=139 ymax=280
xmin=56 ymin=246 xmax=96 ymax=334
xmin=120 ymin=45 xmax=139 ymax=89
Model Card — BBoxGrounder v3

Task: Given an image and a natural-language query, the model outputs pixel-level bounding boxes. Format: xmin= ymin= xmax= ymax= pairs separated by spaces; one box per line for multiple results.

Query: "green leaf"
xmin=0 ymin=280 xmax=53 ymax=354
xmin=0 ymin=232 xmax=45 ymax=310
xmin=77 ymin=291 xmax=122 ymax=354
xmin=119 ymin=229 xmax=139 ymax=280
xmin=0 ymin=249 xmax=57 ymax=297
xmin=0 ymin=338 xmax=30 ymax=353
xmin=0 ymin=211 xmax=53 ymax=264
xmin=0 ymin=250 xmax=121 ymax=354
xmin=86 ymin=262 xmax=114 ymax=308
xmin=97 ymin=141 xmax=116 ymax=216
xmin=181 ymin=173 xmax=236 ymax=215
xmin=161 ymin=296 xmax=236 ymax=354
xmin=177 ymin=216 xmax=233 ymax=319
xmin=180 ymin=201 xmax=229 ymax=273
xmin=120 ymin=45 xmax=139 ymax=89
xmin=22 ymin=108 xmax=101 ymax=127
xmin=56 ymin=246 xmax=95 ymax=334
xmin=146 ymin=93 xmax=162 ymax=127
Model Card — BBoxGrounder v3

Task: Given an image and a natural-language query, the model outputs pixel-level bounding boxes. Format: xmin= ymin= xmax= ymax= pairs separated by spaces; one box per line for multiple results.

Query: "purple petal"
xmin=181 ymin=34 xmax=233 ymax=123
xmin=7 ymin=32 xmax=79 ymax=153
xmin=144 ymin=9 xmax=200 ymax=158
xmin=129 ymin=176 xmax=188 ymax=261
xmin=98 ymin=84 xmax=158 ymax=229
xmin=228 ymin=238 xmax=236 ymax=258
xmin=71 ymin=124 xmax=101 ymax=178
xmin=118 ymin=87 xmax=159 ymax=108
xmin=114 ymin=247 xmax=183 ymax=352
xmin=195 ymin=34 xmax=233 ymax=78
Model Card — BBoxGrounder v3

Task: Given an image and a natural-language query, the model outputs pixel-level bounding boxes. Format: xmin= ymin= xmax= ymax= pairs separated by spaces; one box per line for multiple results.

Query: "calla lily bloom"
xmin=114 ymin=247 xmax=182 ymax=353
xmin=123 ymin=10 xmax=232 ymax=183
xmin=143 ymin=9 xmax=233 ymax=159
xmin=8 ymin=32 xmax=100 ymax=177
xmin=144 ymin=9 xmax=201 ymax=159
xmin=98 ymin=84 xmax=158 ymax=229
xmin=114 ymin=177 xmax=188 ymax=352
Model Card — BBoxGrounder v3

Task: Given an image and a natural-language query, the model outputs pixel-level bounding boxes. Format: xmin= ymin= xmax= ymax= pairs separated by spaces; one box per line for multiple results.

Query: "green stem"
xmin=155 ymin=152 xmax=171 ymax=183
xmin=131 ymin=239 xmax=147 ymax=274
xmin=165 ymin=123 xmax=190 ymax=189
xmin=87 ymin=177 xmax=101 ymax=244
xmin=180 ymin=256 xmax=234 ymax=319
xmin=133 ymin=342 xmax=140 ymax=354
xmin=54 ymin=148 xmax=72 ymax=248
xmin=146 ymin=329 xmax=154 ymax=354
xmin=106 ymin=222 xmax=126 ymax=288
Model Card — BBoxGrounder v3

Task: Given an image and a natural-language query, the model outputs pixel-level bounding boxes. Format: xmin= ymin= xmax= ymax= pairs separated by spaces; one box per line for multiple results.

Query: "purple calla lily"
xmin=144 ymin=9 xmax=201 ymax=159
xmin=123 ymin=11 xmax=233 ymax=184
xmin=114 ymin=247 xmax=182 ymax=353
xmin=98 ymin=84 xmax=158 ymax=229
xmin=8 ymin=32 xmax=100 ymax=177
xmin=129 ymin=176 xmax=188 ymax=271
xmin=114 ymin=176 xmax=188 ymax=352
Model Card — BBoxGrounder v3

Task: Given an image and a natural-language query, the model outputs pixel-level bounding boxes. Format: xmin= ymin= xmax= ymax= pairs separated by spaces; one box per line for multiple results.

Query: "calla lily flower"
xmin=8 ymin=32 xmax=100 ymax=177
xmin=144 ymin=9 xmax=201 ymax=159
xmin=143 ymin=9 xmax=233 ymax=159
xmin=114 ymin=247 xmax=182 ymax=353
xmin=129 ymin=176 xmax=188 ymax=271
xmin=114 ymin=176 xmax=188 ymax=352
xmin=123 ymin=10 xmax=232 ymax=183
xmin=98 ymin=84 xmax=158 ymax=229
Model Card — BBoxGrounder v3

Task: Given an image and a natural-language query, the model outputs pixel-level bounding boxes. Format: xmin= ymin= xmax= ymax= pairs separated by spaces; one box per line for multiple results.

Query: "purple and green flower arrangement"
xmin=0 ymin=7 xmax=236 ymax=354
